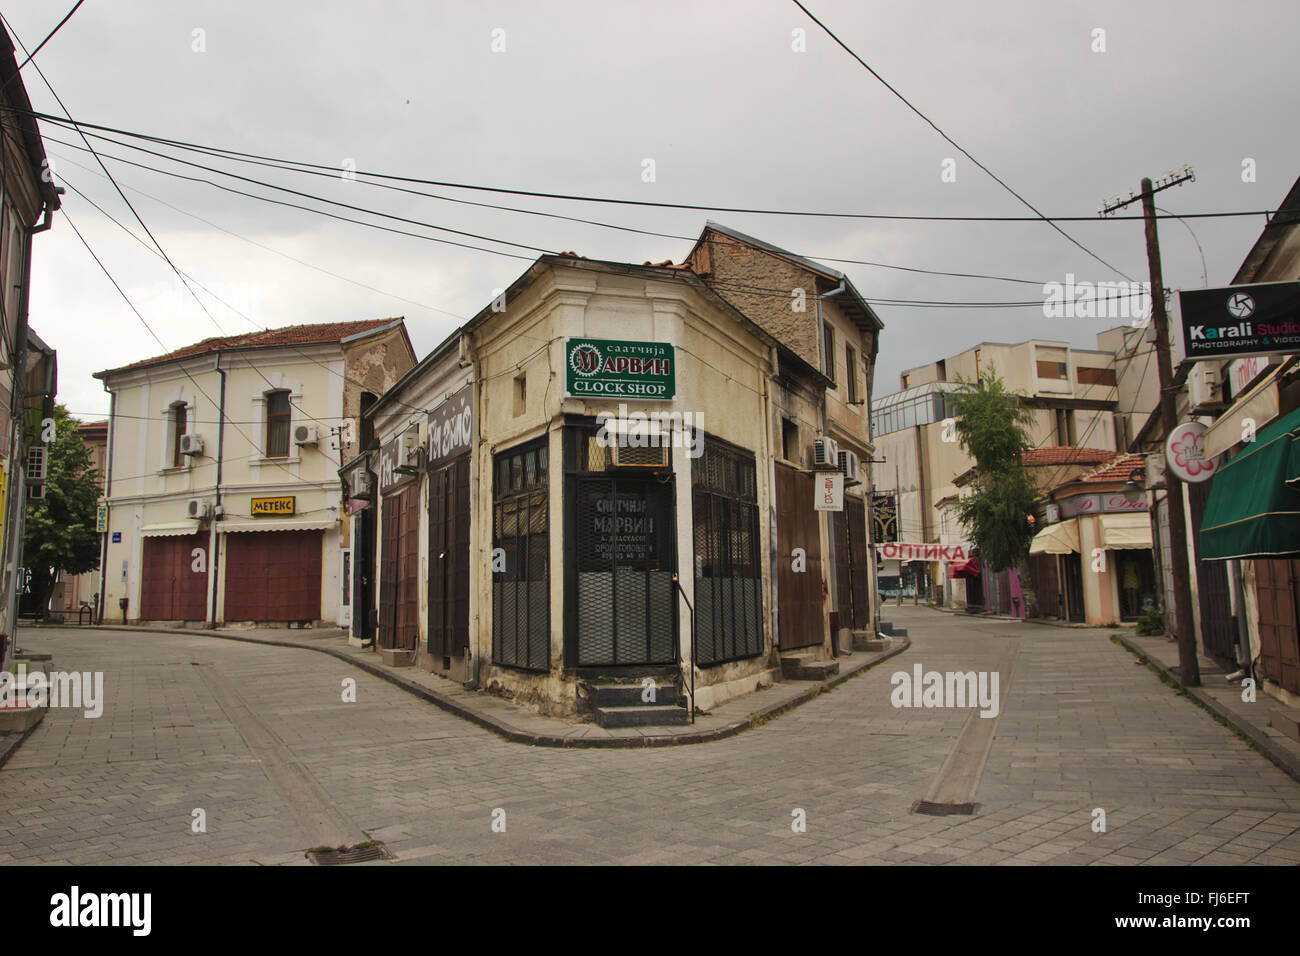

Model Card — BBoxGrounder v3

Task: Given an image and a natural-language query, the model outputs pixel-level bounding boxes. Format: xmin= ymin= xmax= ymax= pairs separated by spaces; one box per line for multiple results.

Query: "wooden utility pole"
xmin=1139 ymin=176 xmax=1201 ymax=687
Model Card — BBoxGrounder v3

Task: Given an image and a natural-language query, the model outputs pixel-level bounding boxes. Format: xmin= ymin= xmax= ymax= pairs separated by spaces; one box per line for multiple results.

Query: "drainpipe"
xmin=462 ymin=330 xmax=482 ymax=690
xmin=97 ymin=385 xmax=115 ymax=623
xmin=207 ymin=353 xmax=227 ymax=627
xmin=816 ymin=280 xmax=845 ymax=656
xmin=762 ymin=344 xmax=779 ymax=663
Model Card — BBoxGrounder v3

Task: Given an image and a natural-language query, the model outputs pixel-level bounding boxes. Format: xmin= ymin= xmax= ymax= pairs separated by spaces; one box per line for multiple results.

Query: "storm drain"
xmin=910 ymin=800 xmax=979 ymax=816
xmin=306 ymin=841 xmax=392 ymax=865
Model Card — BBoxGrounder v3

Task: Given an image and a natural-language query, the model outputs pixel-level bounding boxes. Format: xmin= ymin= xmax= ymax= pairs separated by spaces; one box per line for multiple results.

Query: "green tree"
xmin=22 ymin=405 xmax=101 ymax=618
xmin=948 ymin=369 xmax=1039 ymax=576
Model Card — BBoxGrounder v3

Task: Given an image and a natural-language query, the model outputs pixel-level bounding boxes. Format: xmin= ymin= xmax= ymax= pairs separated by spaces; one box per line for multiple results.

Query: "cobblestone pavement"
xmin=2 ymin=607 xmax=1298 ymax=865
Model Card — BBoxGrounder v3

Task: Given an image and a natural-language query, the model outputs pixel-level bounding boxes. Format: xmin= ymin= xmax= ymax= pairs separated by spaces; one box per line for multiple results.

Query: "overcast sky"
xmin=6 ymin=0 xmax=1298 ymax=420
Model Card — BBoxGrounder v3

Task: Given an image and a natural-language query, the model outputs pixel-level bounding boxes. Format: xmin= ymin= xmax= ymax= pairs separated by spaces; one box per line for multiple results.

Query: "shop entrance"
xmin=569 ymin=475 xmax=678 ymax=667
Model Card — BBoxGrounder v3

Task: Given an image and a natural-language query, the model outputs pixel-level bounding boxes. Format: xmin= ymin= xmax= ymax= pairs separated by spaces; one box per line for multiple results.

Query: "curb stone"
xmin=1116 ymin=632 xmax=1300 ymax=785
xmin=86 ymin=625 xmax=912 ymax=748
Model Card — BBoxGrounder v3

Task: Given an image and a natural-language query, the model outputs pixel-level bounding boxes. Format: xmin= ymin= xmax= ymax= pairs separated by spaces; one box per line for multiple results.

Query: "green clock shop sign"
xmin=565 ymin=338 xmax=675 ymax=400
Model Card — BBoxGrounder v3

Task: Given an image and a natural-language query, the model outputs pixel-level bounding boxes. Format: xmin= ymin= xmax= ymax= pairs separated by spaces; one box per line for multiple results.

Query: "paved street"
xmin=2 ymin=606 xmax=1298 ymax=865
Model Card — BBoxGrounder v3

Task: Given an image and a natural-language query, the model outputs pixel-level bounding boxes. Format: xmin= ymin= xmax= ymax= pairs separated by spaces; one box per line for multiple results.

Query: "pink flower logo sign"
xmin=1165 ymin=421 xmax=1217 ymax=483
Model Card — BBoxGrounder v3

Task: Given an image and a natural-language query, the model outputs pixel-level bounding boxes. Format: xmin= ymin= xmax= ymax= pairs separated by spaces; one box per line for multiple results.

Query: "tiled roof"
xmin=1075 ymin=452 xmax=1147 ymax=485
xmin=1021 ymin=447 xmax=1118 ymax=467
xmin=98 ymin=318 xmax=402 ymax=376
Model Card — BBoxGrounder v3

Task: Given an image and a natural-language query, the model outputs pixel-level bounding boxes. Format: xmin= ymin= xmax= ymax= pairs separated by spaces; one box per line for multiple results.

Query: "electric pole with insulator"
xmin=1101 ymin=166 xmax=1201 ymax=686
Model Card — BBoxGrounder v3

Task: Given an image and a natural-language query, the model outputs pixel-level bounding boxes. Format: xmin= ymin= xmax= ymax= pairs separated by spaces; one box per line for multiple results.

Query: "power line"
xmin=51 ymin=149 xmax=469 ymax=320
xmin=2 ymin=14 xmax=232 ymax=344
xmin=0 ymin=1 xmax=84 ymax=96
xmin=790 ymin=0 xmax=1134 ymax=281
xmin=45 ymin=119 xmax=1056 ymax=287
xmin=56 ymin=171 xmax=459 ymax=430
xmin=38 ymin=130 xmax=536 ymax=261
xmin=15 ymin=105 xmax=1274 ymax=223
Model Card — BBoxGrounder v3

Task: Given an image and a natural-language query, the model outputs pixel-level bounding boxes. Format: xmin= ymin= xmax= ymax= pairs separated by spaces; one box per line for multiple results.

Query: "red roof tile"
xmin=1021 ymin=447 xmax=1118 ymax=467
xmin=98 ymin=318 xmax=402 ymax=377
xmin=1076 ymin=453 xmax=1147 ymax=485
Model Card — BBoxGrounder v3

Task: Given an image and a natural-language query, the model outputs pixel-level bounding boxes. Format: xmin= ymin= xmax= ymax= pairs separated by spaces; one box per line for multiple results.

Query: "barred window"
xmin=692 ymin=437 xmax=763 ymax=665
xmin=492 ymin=438 xmax=549 ymax=671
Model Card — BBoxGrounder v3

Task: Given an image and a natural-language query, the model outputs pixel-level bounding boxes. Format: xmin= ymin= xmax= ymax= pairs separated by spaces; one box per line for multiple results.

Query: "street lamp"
xmin=1121 ymin=466 xmax=1145 ymax=505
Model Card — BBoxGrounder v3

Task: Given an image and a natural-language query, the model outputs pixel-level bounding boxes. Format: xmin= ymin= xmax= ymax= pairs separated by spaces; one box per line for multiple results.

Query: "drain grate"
xmin=306 ymin=841 xmax=392 ymax=865
xmin=910 ymin=800 xmax=979 ymax=816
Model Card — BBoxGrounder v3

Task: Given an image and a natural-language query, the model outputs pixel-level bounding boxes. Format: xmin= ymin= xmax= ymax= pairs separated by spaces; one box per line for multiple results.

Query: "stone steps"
xmin=780 ymin=653 xmax=840 ymax=681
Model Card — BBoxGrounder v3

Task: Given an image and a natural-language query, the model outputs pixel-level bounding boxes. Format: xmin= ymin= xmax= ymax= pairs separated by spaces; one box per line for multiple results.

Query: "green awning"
xmin=1199 ymin=405 xmax=1300 ymax=560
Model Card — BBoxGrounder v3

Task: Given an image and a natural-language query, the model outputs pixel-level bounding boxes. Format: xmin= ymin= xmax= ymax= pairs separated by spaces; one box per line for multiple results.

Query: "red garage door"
xmin=224 ymin=531 xmax=323 ymax=623
xmin=140 ymin=533 xmax=209 ymax=621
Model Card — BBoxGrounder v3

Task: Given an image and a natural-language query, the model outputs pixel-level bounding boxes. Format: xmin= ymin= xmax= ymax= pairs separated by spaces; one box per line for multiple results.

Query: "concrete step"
xmin=587 ymin=681 xmax=678 ymax=708
xmin=0 ymin=705 xmax=45 ymax=734
xmin=878 ymin=621 xmax=909 ymax=638
xmin=380 ymin=648 xmax=416 ymax=668
xmin=594 ymin=704 xmax=690 ymax=728
xmin=852 ymin=630 xmax=892 ymax=651
xmin=780 ymin=653 xmax=840 ymax=681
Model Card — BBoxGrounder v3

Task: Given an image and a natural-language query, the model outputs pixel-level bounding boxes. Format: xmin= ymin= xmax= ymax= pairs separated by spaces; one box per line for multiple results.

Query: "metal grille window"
xmin=266 ymin=390 xmax=291 ymax=458
xmin=692 ymin=437 xmax=763 ymax=665
xmin=564 ymin=423 xmax=677 ymax=667
xmin=492 ymin=438 xmax=549 ymax=671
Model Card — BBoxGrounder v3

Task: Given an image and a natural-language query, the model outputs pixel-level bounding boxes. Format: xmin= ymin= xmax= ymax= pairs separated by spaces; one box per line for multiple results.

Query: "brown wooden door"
xmin=379 ymin=484 xmax=418 ymax=650
xmin=1256 ymin=558 xmax=1300 ymax=696
xmin=1187 ymin=481 xmax=1237 ymax=662
xmin=224 ymin=532 xmax=322 ymax=622
xmin=775 ymin=463 xmax=824 ymax=649
xmin=397 ymin=485 xmax=419 ymax=648
xmin=428 ymin=458 xmax=471 ymax=660
xmin=832 ymin=508 xmax=850 ymax=628
xmin=846 ymin=496 xmax=869 ymax=628
xmin=140 ymin=533 xmax=208 ymax=621
xmin=379 ymin=489 xmax=400 ymax=648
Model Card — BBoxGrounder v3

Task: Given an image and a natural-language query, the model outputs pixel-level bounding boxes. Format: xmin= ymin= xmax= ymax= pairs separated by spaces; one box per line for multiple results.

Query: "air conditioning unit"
xmin=350 ymin=468 xmax=374 ymax=500
xmin=611 ymin=440 xmax=670 ymax=469
xmin=1188 ymin=362 xmax=1225 ymax=413
xmin=396 ymin=426 xmax=423 ymax=473
xmin=186 ymin=499 xmax=212 ymax=520
xmin=293 ymin=424 xmax=318 ymax=446
xmin=838 ymin=449 xmax=861 ymax=485
xmin=180 ymin=433 xmax=204 ymax=456
xmin=813 ymin=436 xmax=839 ymax=469
xmin=606 ymin=419 xmax=670 ymax=469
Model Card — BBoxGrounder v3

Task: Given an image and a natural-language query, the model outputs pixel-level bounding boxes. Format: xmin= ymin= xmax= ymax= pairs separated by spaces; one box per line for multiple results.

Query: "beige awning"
xmin=141 ymin=522 xmax=200 ymax=537
xmin=217 ymin=518 xmax=336 ymax=534
xmin=1029 ymin=520 xmax=1079 ymax=554
xmin=1202 ymin=358 xmax=1294 ymax=461
xmin=1098 ymin=512 xmax=1153 ymax=550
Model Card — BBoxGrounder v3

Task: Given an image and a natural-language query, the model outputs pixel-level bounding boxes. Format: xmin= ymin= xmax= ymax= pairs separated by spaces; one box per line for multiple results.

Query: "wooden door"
xmin=775 ymin=463 xmax=824 ymax=649
xmin=428 ymin=458 xmax=471 ymax=660
xmin=223 ymin=532 xmax=322 ymax=622
xmin=1256 ymin=559 xmax=1300 ymax=696
xmin=140 ymin=533 xmax=208 ymax=621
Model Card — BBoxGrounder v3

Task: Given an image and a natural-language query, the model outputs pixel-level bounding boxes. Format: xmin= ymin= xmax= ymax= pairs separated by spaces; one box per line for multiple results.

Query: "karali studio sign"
xmin=1178 ymin=281 xmax=1300 ymax=360
xmin=565 ymin=338 xmax=675 ymax=400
